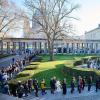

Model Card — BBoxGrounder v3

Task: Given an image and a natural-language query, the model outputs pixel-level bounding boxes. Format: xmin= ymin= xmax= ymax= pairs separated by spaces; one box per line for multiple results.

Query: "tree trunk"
xmin=48 ymin=40 xmax=54 ymax=61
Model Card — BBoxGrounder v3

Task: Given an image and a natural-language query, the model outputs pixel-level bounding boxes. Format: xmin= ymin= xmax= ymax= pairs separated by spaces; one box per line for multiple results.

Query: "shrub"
xmin=16 ymin=73 xmax=30 ymax=78
xmin=30 ymin=62 xmax=40 ymax=65
xmin=81 ymin=58 xmax=88 ymax=64
xmin=34 ymin=56 xmax=42 ymax=62
xmin=24 ymin=65 xmax=38 ymax=70
xmin=74 ymin=60 xmax=83 ymax=66
xmin=63 ymin=65 xmax=99 ymax=82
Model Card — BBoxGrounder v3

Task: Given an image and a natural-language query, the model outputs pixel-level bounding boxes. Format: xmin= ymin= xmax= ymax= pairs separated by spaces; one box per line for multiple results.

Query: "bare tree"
xmin=0 ymin=0 xmax=24 ymax=39
xmin=25 ymin=0 xmax=79 ymax=60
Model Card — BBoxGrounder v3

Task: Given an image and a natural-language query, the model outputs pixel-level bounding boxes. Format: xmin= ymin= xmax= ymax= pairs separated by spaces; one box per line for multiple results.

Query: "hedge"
xmin=63 ymin=65 xmax=100 ymax=82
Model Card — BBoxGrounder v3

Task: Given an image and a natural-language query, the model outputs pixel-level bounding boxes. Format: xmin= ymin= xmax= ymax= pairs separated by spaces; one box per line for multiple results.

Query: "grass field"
xmin=11 ymin=54 xmax=99 ymax=87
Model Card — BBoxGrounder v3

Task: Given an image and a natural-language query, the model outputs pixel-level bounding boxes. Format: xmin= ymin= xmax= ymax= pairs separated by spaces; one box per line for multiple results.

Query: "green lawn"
xmin=10 ymin=54 xmax=99 ymax=87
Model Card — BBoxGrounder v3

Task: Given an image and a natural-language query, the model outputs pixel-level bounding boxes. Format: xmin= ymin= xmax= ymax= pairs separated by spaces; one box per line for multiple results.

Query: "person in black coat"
xmin=17 ymin=81 xmax=24 ymax=98
xmin=82 ymin=77 xmax=86 ymax=90
xmin=34 ymin=79 xmax=39 ymax=97
xmin=50 ymin=77 xmax=56 ymax=94
xmin=23 ymin=81 xmax=29 ymax=97
xmin=62 ymin=78 xmax=67 ymax=95
xmin=70 ymin=77 xmax=75 ymax=94
xmin=11 ymin=84 xmax=17 ymax=97
xmin=50 ymin=78 xmax=53 ymax=94
xmin=95 ymin=77 xmax=100 ymax=92
xmin=87 ymin=76 xmax=92 ymax=91
xmin=77 ymin=76 xmax=82 ymax=93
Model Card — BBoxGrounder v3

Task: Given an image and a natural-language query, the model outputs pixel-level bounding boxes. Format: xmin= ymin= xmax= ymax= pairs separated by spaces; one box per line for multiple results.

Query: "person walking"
xmin=62 ymin=78 xmax=67 ymax=95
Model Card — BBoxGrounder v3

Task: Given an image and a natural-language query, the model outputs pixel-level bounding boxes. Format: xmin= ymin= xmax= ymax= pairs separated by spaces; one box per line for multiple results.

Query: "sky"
xmin=10 ymin=0 xmax=100 ymax=37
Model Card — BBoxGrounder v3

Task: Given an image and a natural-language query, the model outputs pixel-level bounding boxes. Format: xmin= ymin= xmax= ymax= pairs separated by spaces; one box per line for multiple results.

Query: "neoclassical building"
xmin=0 ymin=11 xmax=100 ymax=54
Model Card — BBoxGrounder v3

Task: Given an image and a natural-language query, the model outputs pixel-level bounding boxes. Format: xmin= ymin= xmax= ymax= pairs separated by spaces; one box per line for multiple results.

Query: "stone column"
xmin=95 ymin=43 xmax=98 ymax=53
xmin=39 ymin=42 xmax=42 ymax=51
xmin=45 ymin=42 xmax=47 ymax=53
xmin=32 ymin=42 xmax=35 ymax=50
xmin=26 ymin=42 xmax=29 ymax=49
xmin=34 ymin=42 xmax=37 ymax=50
xmin=66 ymin=43 xmax=69 ymax=53
xmin=12 ymin=42 xmax=16 ymax=54
xmin=0 ymin=40 xmax=3 ymax=54
xmin=81 ymin=43 xmax=84 ymax=49
xmin=7 ymin=42 xmax=10 ymax=54
xmin=18 ymin=42 xmax=21 ymax=54
xmin=71 ymin=43 xmax=74 ymax=53
xmin=23 ymin=42 xmax=26 ymax=52
xmin=76 ymin=43 xmax=79 ymax=53
xmin=81 ymin=43 xmax=84 ymax=53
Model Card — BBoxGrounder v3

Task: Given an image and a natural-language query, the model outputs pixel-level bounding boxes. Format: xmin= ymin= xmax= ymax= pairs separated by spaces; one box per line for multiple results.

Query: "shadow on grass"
xmin=40 ymin=54 xmax=97 ymax=62
xmin=32 ymin=64 xmax=72 ymax=87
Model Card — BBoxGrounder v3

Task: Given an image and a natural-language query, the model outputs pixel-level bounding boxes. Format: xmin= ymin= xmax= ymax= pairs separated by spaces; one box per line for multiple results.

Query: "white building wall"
xmin=85 ymin=25 xmax=100 ymax=40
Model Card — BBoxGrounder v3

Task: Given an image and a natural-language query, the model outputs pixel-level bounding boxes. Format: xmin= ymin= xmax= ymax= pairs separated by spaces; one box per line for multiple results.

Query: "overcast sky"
xmin=10 ymin=0 xmax=100 ymax=37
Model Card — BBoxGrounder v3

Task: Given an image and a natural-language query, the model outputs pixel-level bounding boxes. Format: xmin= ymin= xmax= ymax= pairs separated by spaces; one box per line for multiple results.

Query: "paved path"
xmin=23 ymin=86 xmax=100 ymax=100
xmin=0 ymin=86 xmax=100 ymax=100
xmin=0 ymin=93 xmax=23 ymax=100
xmin=0 ymin=54 xmax=26 ymax=68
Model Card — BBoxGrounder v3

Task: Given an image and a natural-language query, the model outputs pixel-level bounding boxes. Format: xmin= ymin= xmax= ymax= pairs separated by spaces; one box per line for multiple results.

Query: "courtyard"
xmin=10 ymin=54 xmax=100 ymax=87
xmin=1 ymin=0 xmax=100 ymax=100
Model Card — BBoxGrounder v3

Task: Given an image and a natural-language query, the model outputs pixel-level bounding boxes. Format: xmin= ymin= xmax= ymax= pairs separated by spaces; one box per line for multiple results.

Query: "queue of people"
xmin=1 ymin=76 xmax=99 ymax=99
xmin=87 ymin=58 xmax=100 ymax=69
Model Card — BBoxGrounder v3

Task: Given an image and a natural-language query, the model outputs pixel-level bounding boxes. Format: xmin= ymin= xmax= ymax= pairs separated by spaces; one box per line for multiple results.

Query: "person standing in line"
xmin=50 ymin=78 xmax=54 ymax=94
xmin=17 ymin=81 xmax=24 ymax=98
xmin=70 ymin=77 xmax=75 ymax=94
xmin=55 ymin=79 xmax=61 ymax=93
xmin=77 ymin=76 xmax=81 ymax=93
xmin=80 ymin=77 xmax=83 ymax=91
xmin=3 ymin=82 xmax=10 ymax=95
xmin=34 ymin=79 xmax=39 ymax=97
xmin=87 ymin=76 xmax=92 ymax=91
xmin=40 ymin=79 xmax=47 ymax=95
xmin=23 ymin=81 xmax=29 ymax=97
xmin=28 ymin=79 xmax=33 ymax=93
xmin=82 ymin=77 xmax=86 ymax=90
xmin=95 ymin=77 xmax=100 ymax=92
xmin=50 ymin=77 xmax=56 ymax=94
xmin=62 ymin=78 xmax=67 ymax=95
xmin=12 ymin=58 xmax=15 ymax=64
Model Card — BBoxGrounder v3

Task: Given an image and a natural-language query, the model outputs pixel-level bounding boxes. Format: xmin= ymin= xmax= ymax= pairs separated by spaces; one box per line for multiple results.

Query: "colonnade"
xmin=0 ymin=38 xmax=100 ymax=54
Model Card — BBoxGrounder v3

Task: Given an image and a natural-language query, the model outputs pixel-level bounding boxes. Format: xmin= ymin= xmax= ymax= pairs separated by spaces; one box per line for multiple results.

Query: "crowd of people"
xmin=0 ymin=55 xmax=100 ymax=98
xmin=0 ymin=51 xmax=40 ymax=96
xmin=0 ymin=75 xmax=100 ymax=98
xmin=0 ymin=58 xmax=25 ymax=80
xmin=87 ymin=58 xmax=100 ymax=69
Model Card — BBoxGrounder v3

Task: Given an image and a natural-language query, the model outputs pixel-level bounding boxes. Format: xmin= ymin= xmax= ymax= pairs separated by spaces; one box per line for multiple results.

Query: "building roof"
xmin=85 ymin=24 xmax=100 ymax=34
